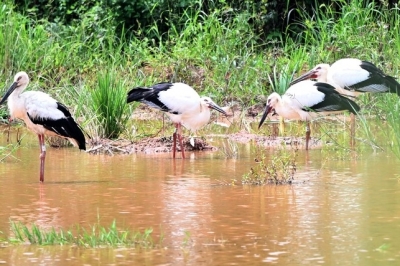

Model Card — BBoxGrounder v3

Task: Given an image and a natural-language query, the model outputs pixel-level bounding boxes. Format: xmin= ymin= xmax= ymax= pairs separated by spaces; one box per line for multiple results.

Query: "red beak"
xmin=290 ymin=69 xmax=318 ymax=86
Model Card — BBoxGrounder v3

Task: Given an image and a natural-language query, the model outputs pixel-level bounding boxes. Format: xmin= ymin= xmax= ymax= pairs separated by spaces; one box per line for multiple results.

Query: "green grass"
xmin=2 ymin=0 xmax=400 ymax=157
xmin=286 ymin=0 xmax=400 ymax=158
xmin=0 ymin=143 xmax=20 ymax=162
xmin=90 ymin=70 xmax=132 ymax=139
xmin=8 ymin=220 xmax=157 ymax=248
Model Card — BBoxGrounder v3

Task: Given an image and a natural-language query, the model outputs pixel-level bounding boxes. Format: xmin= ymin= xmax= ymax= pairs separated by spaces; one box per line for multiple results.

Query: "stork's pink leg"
xmin=38 ymin=134 xmax=46 ymax=182
xmin=172 ymin=124 xmax=177 ymax=159
xmin=177 ymin=123 xmax=185 ymax=159
xmin=305 ymin=121 xmax=310 ymax=150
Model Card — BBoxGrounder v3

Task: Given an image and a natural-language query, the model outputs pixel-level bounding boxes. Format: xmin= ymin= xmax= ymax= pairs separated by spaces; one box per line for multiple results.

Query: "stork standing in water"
xmin=127 ymin=82 xmax=227 ymax=158
xmin=258 ymin=80 xmax=361 ymax=150
xmin=289 ymin=58 xmax=400 ymax=145
xmin=0 ymin=72 xmax=86 ymax=182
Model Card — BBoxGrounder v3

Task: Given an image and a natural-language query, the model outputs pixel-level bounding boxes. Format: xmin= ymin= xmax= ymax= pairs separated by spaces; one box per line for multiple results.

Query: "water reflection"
xmin=1 ymin=131 xmax=400 ymax=264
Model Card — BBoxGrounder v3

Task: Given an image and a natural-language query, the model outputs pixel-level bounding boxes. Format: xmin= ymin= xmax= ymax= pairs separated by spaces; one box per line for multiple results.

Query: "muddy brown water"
xmin=1 ymin=131 xmax=400 ymax=265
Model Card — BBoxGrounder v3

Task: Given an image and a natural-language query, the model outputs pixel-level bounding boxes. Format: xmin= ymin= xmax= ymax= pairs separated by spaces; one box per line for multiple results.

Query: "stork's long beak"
xmin=208 ymin=101 xmax=228 ymax=116
xmin=0 ymin=82 xmax=18 ymax=105
xmin=290 ymin=69 xmax=318 ymax=86
xmin=258 ymin=104 xmax=273 ymax=129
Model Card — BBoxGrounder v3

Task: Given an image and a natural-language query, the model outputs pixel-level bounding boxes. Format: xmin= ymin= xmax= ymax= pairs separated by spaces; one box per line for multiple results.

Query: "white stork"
xmin=290 ymin=58 xmax=400 ymax=97
xmin=127 ymin=82 xmax=227 ymax=158
xmin=258 ymin=80 xmax=361 ymax=150
xmin=0 ymin=71 xmax=86 ymax=182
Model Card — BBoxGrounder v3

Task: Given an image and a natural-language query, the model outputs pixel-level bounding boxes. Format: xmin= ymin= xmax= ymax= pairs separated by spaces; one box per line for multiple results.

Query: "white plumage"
xmin=275 ymin=81 xmax=327 ymax=120
xmin=0 ymin=71 xmax=86 ymax=182
xmin=127 ymin=82 xmax=227 ymax=158
xmin=291 ymin=58 xmax=400 ymax=97
xmin=259 ymin=81 xmax=360 ymax=149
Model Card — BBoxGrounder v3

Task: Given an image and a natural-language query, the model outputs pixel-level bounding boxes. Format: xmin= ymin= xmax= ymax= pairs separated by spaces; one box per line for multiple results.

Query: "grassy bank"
xmin=1 ymin=0 xmax=400 ymax=156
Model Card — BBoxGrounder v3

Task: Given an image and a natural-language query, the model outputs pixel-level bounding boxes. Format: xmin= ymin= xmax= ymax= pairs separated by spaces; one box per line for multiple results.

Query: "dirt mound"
xmin=87 ymin=136 xmax=216 ymax=155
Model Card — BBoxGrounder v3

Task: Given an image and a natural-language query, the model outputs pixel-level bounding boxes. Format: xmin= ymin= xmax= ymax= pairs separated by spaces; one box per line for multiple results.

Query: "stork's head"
xmin=14 ymin=71 xmax=30 ymax=86
xmin=258 ymin=92 xmax=281 ymax=129
xmin=200 ymin=97 xmax=228 ymax=116
xmin=290 ymin=63 xmax=330 ymax=86
xmin=0 ymin=71 xmax=30 ymax=105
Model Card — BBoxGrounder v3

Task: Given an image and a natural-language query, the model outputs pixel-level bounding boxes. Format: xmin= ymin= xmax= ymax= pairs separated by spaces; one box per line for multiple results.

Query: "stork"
xmin=290 ymin=58 xmax=400 ymax=97
xmin=0 ymin=71 xmax=86 ymax=182
xmin=127 ymin=82 xmax=227 ymax=158
xmin=258 ymin=80 xmax=361 ymax=150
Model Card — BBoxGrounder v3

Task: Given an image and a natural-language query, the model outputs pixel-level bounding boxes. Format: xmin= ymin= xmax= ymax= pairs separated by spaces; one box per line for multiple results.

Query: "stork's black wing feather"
xmin=346 ymin=61 xmax=400 ymax=95
xmin=304 ymin=82 xmax=360 ymax=114
xmin=127 ymin=82 xmax=175 ymax=112
xmin=28 ymin=103 xmax=86 ymax=150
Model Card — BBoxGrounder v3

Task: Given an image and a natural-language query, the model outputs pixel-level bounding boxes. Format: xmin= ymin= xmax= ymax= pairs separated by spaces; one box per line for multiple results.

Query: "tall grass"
xmin=0 ymin=0 xmax=274 ymax=124
xmin=90 ymin=70 xmax=131 ymax=139
xmin=287 ymin=0 xmax=400 ymax=157
xmin=2 ymin=0 xmax=400 ymax=156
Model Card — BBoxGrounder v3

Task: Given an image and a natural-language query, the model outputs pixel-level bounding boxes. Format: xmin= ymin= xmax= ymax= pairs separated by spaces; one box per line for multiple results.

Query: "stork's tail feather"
xmin=65 ymin=118 xmax=86 ymax=150
xmin=386 ymin=75 xmax=400 ymax=96
xmin=41 ymin=117 xmax=86 ymax=150
xmin=340 ymin=95 xmax=361 ymax=114
xmin=127 ymin=87 xmax=151 ymax=103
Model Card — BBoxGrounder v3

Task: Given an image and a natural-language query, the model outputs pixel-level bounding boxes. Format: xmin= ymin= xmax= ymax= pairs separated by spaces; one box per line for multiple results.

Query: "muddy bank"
xmin=86 ymin=136 xmax=216 ymax=155
xmin=2 ymin=104 xmax=326 ymax=155
xmin=85 ymin=132 xmax=322 ymax=155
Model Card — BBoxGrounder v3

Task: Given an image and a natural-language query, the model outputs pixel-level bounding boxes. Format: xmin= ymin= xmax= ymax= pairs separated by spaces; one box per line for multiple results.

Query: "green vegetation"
xmin=0 ymin=143 xmax=19 ymax=162
xmin=243 ymin=147 xmax=297 ymax=185
xmin=90 ymin=70 xmax=131 ymax=138
xmin=8 ymin=220 xmax=157 ymax=248
xmin=1 ymin=0 xmax=400 ymax=157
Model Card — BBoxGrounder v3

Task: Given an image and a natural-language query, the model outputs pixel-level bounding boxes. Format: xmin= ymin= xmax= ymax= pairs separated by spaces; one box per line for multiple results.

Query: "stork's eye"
xmin=17 ymin=76 xmax=22 ymax=81
xmin=316 ymin=66 xmax=321 ymax=70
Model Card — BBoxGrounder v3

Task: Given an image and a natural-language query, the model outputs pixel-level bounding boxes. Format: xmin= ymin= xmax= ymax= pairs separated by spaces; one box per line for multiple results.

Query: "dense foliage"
xmin=14 ymin=0 xmax=397 ymax=42
xmin=3 ymin=0 xmax=400 ymax=158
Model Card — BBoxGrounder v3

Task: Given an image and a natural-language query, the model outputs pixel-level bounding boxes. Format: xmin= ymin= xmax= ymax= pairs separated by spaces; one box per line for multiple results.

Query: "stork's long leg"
xmin=38 ymin=134 xmax=46 ymax=182
xmin=177 ymin=123 xmax=185 ymax=159
xmin=305 ymin=121 xmax=310 ymax=150
xmin=173 ymin=124 xmax=177 ymax=159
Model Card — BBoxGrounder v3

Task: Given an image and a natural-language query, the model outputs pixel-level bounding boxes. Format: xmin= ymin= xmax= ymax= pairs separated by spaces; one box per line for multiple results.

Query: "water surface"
xmin=1 ymin=131 xmax=400 ymax=265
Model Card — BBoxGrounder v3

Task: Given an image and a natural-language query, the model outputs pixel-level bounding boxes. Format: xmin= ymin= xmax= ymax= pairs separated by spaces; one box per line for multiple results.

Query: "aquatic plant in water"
xmin=8 ymin=220 xmax=156 ymax=248
xmin=0 ymin=143 xmax=20 ymax=162
xmin=242 ymin=147 xmax=297 ymax=185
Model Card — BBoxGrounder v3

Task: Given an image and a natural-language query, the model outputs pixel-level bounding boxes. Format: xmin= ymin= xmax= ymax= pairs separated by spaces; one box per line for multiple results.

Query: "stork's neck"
xmin=11 ymin=84 xmax=27 ymax=98
xmin=181 ymin=105 xmax=211 ymax=131
xmin=273 ymin=97 xmax=285 ymax=115
xmin=7 ymin=85 xmax=28 ymax=120
xmin=317 ymin=72 xmax=328 ymax=83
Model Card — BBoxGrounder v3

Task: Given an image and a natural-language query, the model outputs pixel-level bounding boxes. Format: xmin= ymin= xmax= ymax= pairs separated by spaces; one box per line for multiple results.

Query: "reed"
xmin=0 ymin=143 xmax=19 ymax=162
